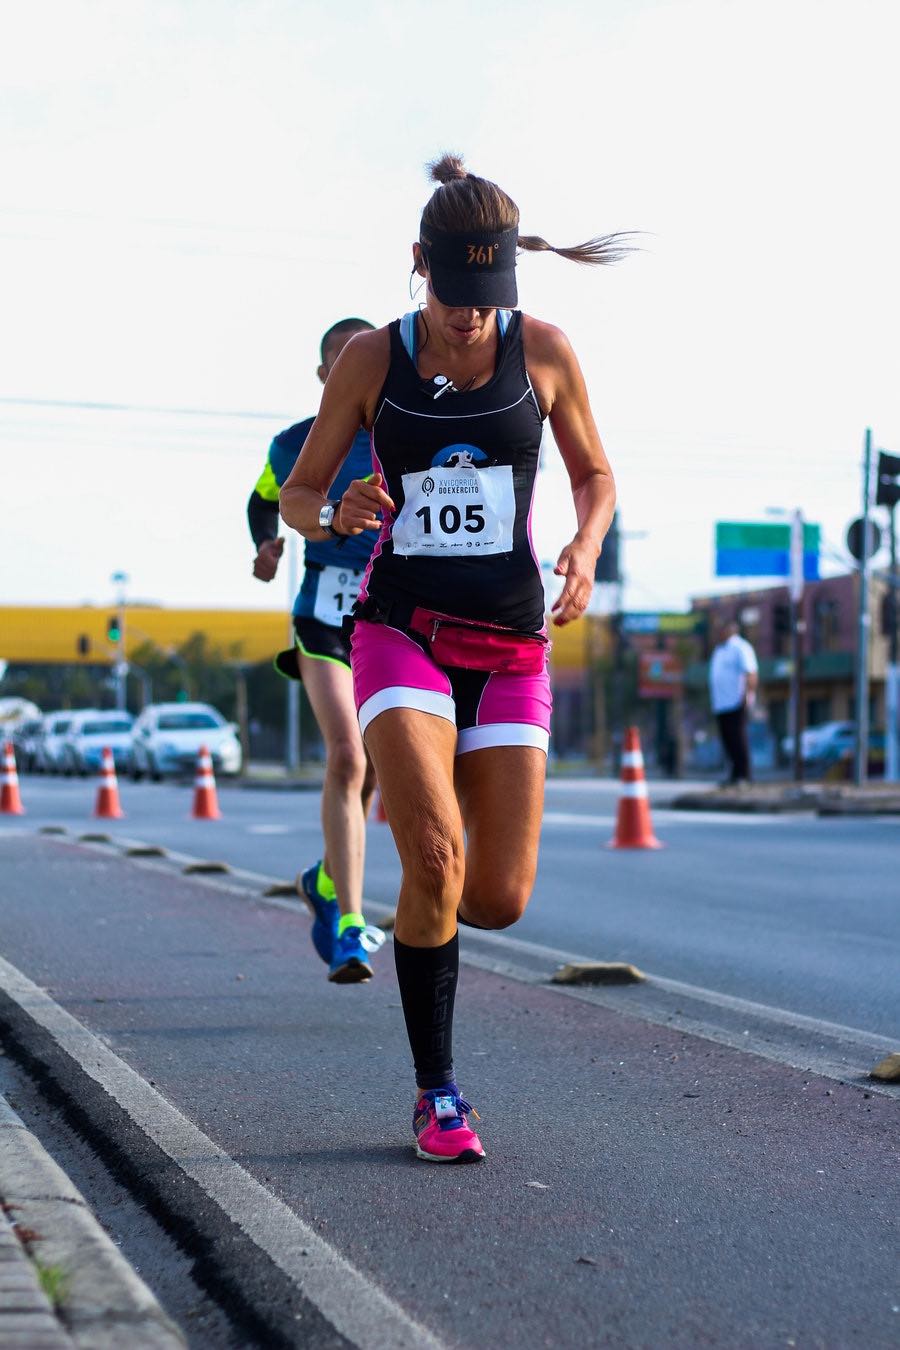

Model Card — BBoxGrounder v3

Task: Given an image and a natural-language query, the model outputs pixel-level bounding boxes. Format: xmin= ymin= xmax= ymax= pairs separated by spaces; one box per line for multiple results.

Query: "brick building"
xmin=689 ymin=572 xmax=891 ymax=745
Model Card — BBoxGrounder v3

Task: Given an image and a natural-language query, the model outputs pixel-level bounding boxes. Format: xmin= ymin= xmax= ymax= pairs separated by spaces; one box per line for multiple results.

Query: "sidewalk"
xmin=0 ymin=1090 xmax=184 ymax=1349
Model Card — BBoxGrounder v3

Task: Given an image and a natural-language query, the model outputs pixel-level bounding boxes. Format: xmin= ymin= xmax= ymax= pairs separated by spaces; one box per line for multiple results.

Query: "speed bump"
xmin=263 ymin=881 xmax=300 ymax=897
xmin=869 ymin=1052 xmax=900 ymax=1082
xmin=552 ymin=961 xmax=645 ymax=986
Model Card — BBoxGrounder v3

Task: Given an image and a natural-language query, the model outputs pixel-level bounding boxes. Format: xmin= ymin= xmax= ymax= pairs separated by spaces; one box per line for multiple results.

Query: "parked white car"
xmin=33 ymin=712 xmax=76 ymax=773
xmin=129 ymin=703 xmax=242 ymax=780
xmin=61 ymin=710 xmax=134 ymax=776
xmin=781 ymin=720 xmax=854 ymax=764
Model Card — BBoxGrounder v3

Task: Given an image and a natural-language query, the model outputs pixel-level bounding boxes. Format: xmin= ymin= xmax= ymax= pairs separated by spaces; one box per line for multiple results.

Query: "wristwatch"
xmin=318 ymin=500 xmax=345 ymax=541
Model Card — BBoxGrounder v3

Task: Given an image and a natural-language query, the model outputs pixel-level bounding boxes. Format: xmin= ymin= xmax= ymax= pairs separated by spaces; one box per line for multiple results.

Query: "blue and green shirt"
xmin=249 ymin=420 xmax=375 ymax=619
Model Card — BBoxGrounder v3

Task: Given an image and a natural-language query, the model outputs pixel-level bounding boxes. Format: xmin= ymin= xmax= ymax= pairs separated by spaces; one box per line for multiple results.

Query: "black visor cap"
xmin=421 ymin=226 xmax=518 ymax=309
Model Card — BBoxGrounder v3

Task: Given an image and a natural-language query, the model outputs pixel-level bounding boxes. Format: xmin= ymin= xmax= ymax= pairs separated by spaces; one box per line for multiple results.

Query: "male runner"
xmin=248 ymin=318 xmax=379 ymax=982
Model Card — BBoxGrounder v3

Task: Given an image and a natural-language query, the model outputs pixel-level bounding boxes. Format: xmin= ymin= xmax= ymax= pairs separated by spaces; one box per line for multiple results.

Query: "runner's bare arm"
xmin=279 ymin=329 xmax=393 ymax=540
xmin=523 ymin=317 xmax=616 ymax=626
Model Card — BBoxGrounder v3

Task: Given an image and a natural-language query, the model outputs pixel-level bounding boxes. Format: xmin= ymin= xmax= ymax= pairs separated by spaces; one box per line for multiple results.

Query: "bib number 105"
xmin=415 ymin=503 xmax=485 ymax=535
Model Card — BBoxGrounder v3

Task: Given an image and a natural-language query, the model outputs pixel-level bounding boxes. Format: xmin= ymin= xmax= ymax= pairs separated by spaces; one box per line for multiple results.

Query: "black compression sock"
xmin=393 ymin=933 xmax=459 ymax=1090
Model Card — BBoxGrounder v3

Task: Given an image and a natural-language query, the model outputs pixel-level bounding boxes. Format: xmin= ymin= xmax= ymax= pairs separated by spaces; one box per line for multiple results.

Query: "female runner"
xmin=280 ymin=154 xmax=623 ymax=1162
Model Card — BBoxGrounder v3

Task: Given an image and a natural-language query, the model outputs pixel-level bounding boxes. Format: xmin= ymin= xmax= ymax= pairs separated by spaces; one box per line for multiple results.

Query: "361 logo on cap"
xmin=466 ymin=244 xmax=497 ymax=265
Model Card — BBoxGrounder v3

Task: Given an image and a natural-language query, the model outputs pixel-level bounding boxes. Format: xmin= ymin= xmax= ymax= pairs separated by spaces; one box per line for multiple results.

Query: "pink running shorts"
xmin=350 ymin=620 xmax=552 ymax=755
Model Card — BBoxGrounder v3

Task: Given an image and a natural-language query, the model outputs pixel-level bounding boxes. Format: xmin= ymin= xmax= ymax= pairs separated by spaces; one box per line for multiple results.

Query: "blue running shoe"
xmin=298 ymin=862 xmax=338 ymax=966
xmin=329 ymin=924 xmax=374 ymax=984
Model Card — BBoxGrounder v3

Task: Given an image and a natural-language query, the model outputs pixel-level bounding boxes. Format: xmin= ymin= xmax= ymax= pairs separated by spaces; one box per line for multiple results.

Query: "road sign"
xmin=715 ymin=521 xmax=820 ymax=579
xmin=620 ymin=612 xmax=705 ymax=635
xmin=846 ymin=517 xmax=882 ymax=562
xmin=638 ymin=650 xmax=684 ymax=699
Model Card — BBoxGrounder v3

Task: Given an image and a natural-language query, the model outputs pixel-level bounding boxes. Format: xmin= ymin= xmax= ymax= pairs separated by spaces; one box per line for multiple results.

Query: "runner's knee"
xmin=406 ymin=817 xmax=464 ymax=908
xmin=325 ymin=736 xmax=367 ymax=791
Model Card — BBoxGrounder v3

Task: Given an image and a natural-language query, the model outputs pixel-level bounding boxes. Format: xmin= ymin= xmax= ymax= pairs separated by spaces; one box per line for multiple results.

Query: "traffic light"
xmin=595 ymin=512 xmax=620 ymax=583
xmin=106 ymin=614 xmax=122 ymax=643
xmin=76 ymin=634 xmax=91 ymax=657
xmin=876 ymin=451 xmax=900 ymax=509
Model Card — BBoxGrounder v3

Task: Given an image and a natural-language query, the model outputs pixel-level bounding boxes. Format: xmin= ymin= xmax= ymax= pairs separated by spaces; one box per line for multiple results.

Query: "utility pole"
xmin=110 ymin=571 xmax=129 ymax=711
xmin=789 ymin=510 xmax=805 ymax=782
xmin=285 ymin=534 xmax=300 ymax=773
xmin=876 ymin=448 xmax=900 ymax=780
xmin=854 ymin=430 xmax=872 ymax=786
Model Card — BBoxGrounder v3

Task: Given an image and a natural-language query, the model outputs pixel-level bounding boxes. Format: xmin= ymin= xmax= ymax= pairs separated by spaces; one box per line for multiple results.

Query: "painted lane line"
xmin=0 ymin=954 xmax=444 ymax=1350
xmin=541 ymin=809 xmax=792 ymax=827
xmin=246 ymin=824 xmax=293 ymax=835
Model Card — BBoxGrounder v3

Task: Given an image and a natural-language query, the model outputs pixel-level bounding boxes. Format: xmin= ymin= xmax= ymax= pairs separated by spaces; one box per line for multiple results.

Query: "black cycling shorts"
xmin=274 ymin=617 xmax=351 ymax=680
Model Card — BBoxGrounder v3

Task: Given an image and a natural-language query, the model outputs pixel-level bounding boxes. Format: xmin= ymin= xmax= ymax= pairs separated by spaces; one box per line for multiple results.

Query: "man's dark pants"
xmin=716 ymin=704 xmax=751 ymax=783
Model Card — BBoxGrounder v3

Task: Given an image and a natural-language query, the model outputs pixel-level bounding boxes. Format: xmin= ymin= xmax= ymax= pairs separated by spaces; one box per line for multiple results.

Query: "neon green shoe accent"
xmin=317 ymin=864 xmax=337 ymax=902
xmin=337 ymin=912 xmax=365 ymax=936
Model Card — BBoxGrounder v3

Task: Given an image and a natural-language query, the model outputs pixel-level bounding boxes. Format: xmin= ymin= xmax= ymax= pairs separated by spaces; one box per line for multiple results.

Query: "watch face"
xmin=319 ymin=503 xmax=335 ymax=529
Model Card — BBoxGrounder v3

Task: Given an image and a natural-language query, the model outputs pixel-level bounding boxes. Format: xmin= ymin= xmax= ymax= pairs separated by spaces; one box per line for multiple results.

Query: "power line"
xmin=0 ymin=395 xmax=291 ymax=421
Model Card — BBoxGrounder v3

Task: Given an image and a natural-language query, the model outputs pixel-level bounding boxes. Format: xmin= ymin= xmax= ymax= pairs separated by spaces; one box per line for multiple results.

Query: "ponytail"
xmin=422 ymin=154 xmax=635 ymax=268
xmin=517 ymin=233 xmax=637 ymax=267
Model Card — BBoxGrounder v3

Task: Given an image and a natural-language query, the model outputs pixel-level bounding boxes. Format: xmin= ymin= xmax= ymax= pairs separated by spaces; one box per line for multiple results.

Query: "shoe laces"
xmin=421 ymin=1088 xmax=478 ymax=1125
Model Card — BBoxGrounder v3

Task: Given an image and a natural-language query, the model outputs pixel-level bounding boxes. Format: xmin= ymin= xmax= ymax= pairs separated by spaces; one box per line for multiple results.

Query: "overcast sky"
xmin=2 ymin=0 xmax=898 ymax=618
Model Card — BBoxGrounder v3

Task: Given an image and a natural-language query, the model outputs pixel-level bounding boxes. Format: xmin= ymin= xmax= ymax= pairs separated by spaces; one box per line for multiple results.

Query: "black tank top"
xmin=360 ymin=309 xmax=546 ymax=632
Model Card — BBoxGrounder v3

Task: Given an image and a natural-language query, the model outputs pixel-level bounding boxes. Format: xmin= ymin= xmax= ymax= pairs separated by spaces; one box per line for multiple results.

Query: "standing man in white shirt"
xmin=709 ymin=619 xmax=759 ymax=785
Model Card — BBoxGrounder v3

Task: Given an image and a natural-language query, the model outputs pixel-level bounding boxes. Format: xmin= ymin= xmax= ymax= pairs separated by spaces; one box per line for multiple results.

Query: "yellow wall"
xmin=0 ymin=606 xmax=292 ymax=665
xmin=1 ymin=605 xmax=598 ymax=671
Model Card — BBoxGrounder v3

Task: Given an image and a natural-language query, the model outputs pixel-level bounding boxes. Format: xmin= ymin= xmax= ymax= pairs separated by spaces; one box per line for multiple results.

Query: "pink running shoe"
xmin=413 ymin=1087 xmax=485 ymax=1163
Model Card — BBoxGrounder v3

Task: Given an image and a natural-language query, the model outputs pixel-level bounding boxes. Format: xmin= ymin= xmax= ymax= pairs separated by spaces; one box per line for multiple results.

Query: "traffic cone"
xmin=191 ymin=746 xmax=221 ymax=820
xmin=1 ymin=742 xmax=25 ymax=815
xmin=609 ymin=727 xmax=662 ymax=849
xmin=94 ymin=746 xmax=125 ymax=820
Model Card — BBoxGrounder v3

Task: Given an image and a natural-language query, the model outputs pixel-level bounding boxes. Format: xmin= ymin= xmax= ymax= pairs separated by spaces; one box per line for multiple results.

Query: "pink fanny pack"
xmin=408 ymin=607 xmax=549 ymax=674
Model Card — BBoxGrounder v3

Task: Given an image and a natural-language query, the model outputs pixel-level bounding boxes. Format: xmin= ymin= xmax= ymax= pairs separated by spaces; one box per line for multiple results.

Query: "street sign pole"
xmin=789 ymin=510 xmax=805 ymax=782
xmin=886 ymin=503 xmax=899 ymax=781
xmin=854 ymin=430 xmax=872 ymax=786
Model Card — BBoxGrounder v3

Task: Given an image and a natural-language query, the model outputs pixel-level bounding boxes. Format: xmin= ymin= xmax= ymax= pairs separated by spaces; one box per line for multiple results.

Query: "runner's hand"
xmin=551 ymin=539 xmax=595 ymax=626
xmin=338 ymin=474 xmax=395 ymax=535
xmin=253 ymin=537 xmax=284 ymax=581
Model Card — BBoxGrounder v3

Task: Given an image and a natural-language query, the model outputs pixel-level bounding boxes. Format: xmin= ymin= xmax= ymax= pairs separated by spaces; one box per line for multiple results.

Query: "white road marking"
xmin=541 ymin=809 xmax=791 ymax=828
xmin=0 ymin=955 xmax=444 ymax=1350
xmin=246 ymin=824 xmax=292 ymax=835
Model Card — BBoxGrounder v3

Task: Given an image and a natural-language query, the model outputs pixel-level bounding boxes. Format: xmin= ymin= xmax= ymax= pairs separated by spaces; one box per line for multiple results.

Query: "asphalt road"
xmin=6 ymin=775 xmax=899 ymax=1037
xmin=0 ymin=830 xmax=897 ymax=1349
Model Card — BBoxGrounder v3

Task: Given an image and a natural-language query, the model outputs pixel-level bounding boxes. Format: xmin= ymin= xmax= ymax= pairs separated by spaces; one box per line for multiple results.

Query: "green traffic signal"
xmin=107 ymin=614 xmax=122 ymax=643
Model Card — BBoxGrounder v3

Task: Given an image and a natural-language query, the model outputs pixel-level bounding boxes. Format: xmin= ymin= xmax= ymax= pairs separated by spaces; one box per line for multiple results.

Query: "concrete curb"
xmin=670 ymin=786 xmax=900 ymax=815
xmin=0 ymin=1093 xmax=185 ymax=1349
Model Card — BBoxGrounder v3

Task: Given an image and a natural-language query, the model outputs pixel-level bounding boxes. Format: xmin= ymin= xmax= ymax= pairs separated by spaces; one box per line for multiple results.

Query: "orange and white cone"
xmin=191 ymin=745 xmax=221 ymax=820
xmin=1 ymin=742 xmax=25 ymax=815
xmin=609 ymin=726 xmax=662 ymax=849
xmin=94 ymin=746 xmax=125 ymax=819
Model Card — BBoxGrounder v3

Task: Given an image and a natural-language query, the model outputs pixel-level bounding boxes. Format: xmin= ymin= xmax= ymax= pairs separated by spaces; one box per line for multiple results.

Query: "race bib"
xmin=312 ymin=565 xmax=362 ymax=628
xmin=392 ymin=465 xmax=515 ymax=557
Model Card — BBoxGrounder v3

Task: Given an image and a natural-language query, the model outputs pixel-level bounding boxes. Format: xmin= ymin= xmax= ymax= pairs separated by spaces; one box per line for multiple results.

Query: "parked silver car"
xmin=129 ymin=703 xmax=242 ymax=780
xmin=33 ymin=712 xmax=76 ymax=773
xmin=11 ymin=718 xmax=44 ymax=772
xmin=61 ymin=710 xmax=135 ymax=776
